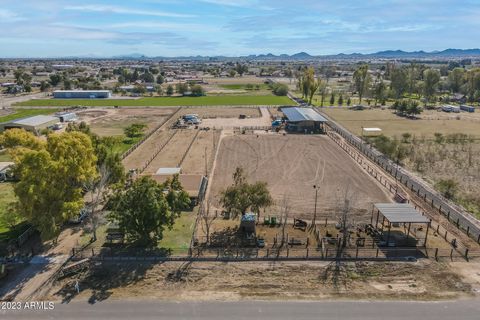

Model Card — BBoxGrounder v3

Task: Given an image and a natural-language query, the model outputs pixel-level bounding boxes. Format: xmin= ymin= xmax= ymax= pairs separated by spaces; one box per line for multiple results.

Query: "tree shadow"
xmin=53 ymin=261 xmax=160 ymax=304
xmin=208 ymin=227 xmax=242 ymax=247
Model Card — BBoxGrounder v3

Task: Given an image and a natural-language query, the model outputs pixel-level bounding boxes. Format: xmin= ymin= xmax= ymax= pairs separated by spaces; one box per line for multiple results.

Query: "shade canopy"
xmin=374 ymin=203 xmax=430 ymax=224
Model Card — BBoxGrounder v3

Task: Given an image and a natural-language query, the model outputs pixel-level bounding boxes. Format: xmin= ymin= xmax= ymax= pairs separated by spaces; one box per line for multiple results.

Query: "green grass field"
xmin=0 ymin=108 xmax=60 ymax=123
xmin=160 ymin=210 xmax=196 ymax=253
xmin=15 ymin=95 xmax=292 ymax=107
xmin=219 ymin=84 xmax=270 ymax=90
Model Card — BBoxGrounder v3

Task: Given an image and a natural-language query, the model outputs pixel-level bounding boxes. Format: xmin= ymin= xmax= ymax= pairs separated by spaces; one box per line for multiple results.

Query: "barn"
xmin=0 ymin=115 xmax=59 ymax=135
xmin=281 ymin=107 xmax=328 ymax=133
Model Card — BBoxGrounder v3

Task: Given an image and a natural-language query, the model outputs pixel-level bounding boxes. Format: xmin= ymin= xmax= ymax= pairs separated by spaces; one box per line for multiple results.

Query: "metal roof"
xmin=156 ymin=167 xmax=181 ymax=175
xmin=281 ymin=107 xmax=328 ymax=122
xmin=53 ymin=90 xmax=111 ymax=93
xmin=374 ymin=203 xmax=430 ymax=224
xmin=11 ymin=115 xmax=59 ymax=127
xmin=0 ymin=162 xmax=14 ymax=172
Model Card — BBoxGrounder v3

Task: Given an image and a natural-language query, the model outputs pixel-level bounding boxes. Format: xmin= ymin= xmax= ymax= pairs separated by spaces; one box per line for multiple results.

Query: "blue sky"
xmin=0 ymin=0 xmax=479 ymax=57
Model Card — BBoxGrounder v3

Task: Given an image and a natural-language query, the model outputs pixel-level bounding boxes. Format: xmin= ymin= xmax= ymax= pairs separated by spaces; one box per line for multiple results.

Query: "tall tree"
xmin=6 ymin=131 xmax=97 ymax=239
xmin=353 ymin=64 xmax=370 ymax=103
xmin=220 ymin=167 xmax=273 ymax=218
xmin=109 ymin=176 xmax=189 ymax=246
xmin=423 ymin=69 xmax=441 ymax=103
xmin=390 ymin=68 xmax=408 ymax=99
xmin=448 ymin=67 xmax=465 ymax=93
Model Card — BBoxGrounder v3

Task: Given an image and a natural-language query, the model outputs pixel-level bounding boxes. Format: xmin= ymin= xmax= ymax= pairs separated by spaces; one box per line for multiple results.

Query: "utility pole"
xmin=312 ymin=185 xmax=319 ymax=226
xmin=204 ymin=146 xmax=208 ymax=177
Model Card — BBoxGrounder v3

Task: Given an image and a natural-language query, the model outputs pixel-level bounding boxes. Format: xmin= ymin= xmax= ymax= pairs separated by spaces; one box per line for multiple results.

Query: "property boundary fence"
xmin=317 ymin=108 xmax=480 ymax=244
xmin=69 ymin=244 xmax=479 ymax=263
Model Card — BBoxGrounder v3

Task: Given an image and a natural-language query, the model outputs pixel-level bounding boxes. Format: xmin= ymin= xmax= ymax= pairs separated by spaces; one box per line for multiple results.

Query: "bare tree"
xmin=279 ymin=194 xmax=290 ymax=248
xmin=200 ymin=201 xmax=217 ymax=245
xmin=84 ymin=164 xmax=111 ymax=242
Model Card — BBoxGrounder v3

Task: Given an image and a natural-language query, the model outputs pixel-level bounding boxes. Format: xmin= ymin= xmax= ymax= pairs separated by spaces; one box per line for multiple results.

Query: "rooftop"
xmin=374 ymin=203 xmax=430 ymax=224
xmin=10 ymin=115 xmax=59 ymax=127
xmin=0 ymin=162 xmax=14 ymax=172
xmin=155 ymin=167 xmax=181 ymax=175
xmin=281 ymin=107 xmax=328 ymax=122
xmin=53 ymin=90 xmax=111 ymax=93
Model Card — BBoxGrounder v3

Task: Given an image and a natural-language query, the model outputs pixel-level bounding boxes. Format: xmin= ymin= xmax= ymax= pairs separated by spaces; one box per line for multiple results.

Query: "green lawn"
xmin=0 ymin=108 xmax=60 ymax=123
xmin=160 ymin=210 xmax=197 ymax=253
xmin=15 ymin=95 xmax=293 ymax=107
xmin=0 ymin=151 xmax=11 ymax=162
xmin=111 ymin=136 xmax=143 ymax=155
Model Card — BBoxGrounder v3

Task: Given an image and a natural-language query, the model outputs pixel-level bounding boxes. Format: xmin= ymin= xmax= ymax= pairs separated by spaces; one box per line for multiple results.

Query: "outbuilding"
xmin=281 ymin=107 xmax=328 ymax=133
xmin=0 ymin=115 xmax=59 ymax=135
xmin=53 ymin=90 xmax=112 ymax=99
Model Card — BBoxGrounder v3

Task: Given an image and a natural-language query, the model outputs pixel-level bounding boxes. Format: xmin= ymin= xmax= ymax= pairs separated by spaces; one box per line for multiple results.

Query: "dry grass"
xmin=47 ymin=260 xmax=474 ymax=302
xmin=321 ymin=108 xmax=480 ymax=138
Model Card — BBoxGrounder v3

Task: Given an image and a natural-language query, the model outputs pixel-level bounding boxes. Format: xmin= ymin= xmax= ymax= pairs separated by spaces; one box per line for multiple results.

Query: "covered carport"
xmin=372 ymin=203 xmax=431 ymax=247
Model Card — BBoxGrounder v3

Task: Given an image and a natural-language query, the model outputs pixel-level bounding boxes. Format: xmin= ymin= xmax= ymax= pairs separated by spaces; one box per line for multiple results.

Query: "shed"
xmin=281 ymin=107 xmax=328 ymax=133
xmin=55 ymin=112 xmax=78 ymax=122
xmin=372 ymin=203 xmax=431 ymax=247
xmin=240 ymin=212 xmax=256 ymax=234
xmin=362 ymin=127 xmax=382 ymax=137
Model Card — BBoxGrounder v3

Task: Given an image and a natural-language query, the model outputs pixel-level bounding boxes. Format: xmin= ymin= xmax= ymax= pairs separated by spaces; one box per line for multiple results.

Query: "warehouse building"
xmin=282 ymin=107 xmax=328 ymax=133
xmin=0 ymin=115 xmax=59 ymax=135
xmin=53 ymin=90 xmax=112 ymax=99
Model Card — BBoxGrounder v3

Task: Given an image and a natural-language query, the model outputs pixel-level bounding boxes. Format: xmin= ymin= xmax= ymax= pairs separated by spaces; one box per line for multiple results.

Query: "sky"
xmin=0 ymin=0 xmax=479 ymax=58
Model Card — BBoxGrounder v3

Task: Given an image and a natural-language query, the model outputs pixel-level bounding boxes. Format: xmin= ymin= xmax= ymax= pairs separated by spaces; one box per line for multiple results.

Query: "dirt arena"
xmin=77 ymin=107 xmax=177 ymax=136
xmin=209 ymin=134 xmax=392 ymax=221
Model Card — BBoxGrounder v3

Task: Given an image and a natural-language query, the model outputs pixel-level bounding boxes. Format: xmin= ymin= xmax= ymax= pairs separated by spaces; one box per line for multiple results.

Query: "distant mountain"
xmin=27 ymin=49 xmax=480 ymax=61
xmin=147 ymin=49 xmax=480 ymax=61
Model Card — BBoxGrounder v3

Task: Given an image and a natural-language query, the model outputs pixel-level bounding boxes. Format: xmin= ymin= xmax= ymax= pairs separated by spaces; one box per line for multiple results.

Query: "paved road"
xmin=3 ymin=299 xmax=480 ymax=320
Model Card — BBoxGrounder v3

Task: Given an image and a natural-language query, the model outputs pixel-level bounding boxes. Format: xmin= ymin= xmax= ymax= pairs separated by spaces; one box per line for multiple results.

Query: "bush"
xmin=272 ymin=83 xmax=288 ymax=96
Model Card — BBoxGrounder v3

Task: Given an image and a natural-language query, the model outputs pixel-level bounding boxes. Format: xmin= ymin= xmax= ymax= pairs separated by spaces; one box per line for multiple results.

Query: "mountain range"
xmin=112 ymin=49 xmax=480 ymax=61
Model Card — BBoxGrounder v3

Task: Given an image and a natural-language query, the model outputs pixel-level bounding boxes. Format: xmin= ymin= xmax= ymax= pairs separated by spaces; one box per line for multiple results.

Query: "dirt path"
xmin=45 ymin=260 xmax=476 ymax=302
xmin=0 ymin=227 xmax=82 ymax=301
